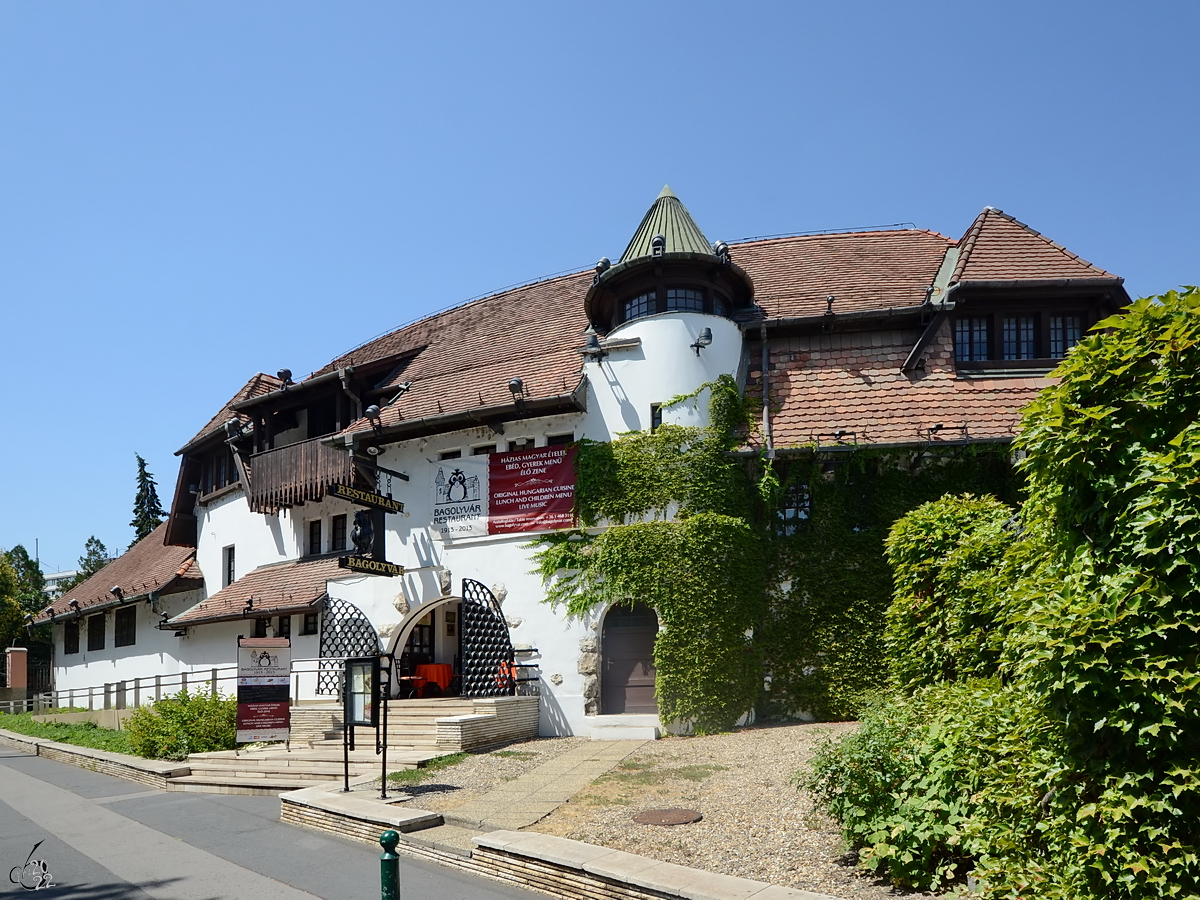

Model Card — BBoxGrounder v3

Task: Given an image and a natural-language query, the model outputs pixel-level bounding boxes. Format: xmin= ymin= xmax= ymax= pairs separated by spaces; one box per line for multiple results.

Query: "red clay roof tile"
xmin=953 ymin=208 xmax=1114 ymax=283
xmin=35 ymin=523 xmax=201 ymax=623
xmin=169 ymin=556 xmax=346 ymax=627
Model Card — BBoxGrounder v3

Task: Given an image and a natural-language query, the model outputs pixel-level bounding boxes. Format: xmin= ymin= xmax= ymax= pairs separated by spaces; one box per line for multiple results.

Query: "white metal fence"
xmin=0 ymin=657 xmax=352 ymax=717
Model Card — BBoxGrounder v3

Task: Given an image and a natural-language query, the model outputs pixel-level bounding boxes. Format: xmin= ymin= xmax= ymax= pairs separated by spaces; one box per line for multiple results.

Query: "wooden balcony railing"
xmin=247 ymin=437 xmax=354 ymax=513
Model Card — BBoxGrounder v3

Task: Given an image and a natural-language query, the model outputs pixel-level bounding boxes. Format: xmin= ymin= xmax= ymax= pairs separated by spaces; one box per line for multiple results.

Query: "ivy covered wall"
xmin=535 ymin=375 xmax=1023 ymax=729
xmin=760 ymin=447 xmax=1021 ymax=721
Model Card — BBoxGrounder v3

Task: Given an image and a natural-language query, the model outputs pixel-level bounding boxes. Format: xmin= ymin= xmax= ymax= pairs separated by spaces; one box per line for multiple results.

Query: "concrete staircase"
xmin=166 ymin=697 xmax=502 ymax=796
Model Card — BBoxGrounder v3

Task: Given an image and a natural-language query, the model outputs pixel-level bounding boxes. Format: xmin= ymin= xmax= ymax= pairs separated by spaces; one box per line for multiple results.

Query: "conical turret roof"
xmin=619 ymin=185 xmax=714 ymax=262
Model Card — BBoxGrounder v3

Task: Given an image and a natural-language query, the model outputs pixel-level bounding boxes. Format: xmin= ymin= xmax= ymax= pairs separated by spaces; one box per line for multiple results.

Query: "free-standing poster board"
xmin=236 ymin=637 xmax=291 ymax=743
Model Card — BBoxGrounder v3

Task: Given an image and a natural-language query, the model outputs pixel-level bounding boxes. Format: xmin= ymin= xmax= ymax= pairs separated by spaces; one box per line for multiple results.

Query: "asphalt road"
xmin=0 ymin=748 xmax=541 ymax=900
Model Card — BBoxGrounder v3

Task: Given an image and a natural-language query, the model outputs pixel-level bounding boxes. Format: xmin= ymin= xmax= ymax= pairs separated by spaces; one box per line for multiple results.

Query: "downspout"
xmin=338 ymin=367 xmax=362 ymax=422
xmin=760 ymin=323 xmax=775 ymax=460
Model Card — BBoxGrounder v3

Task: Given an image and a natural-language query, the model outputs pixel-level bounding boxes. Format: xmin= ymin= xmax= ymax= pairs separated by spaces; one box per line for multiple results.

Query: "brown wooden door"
xmin=601 ymin=602 xmax=659 ymax=714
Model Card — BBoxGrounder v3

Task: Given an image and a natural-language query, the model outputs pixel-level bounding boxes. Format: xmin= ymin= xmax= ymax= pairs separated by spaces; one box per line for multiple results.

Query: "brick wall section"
xmin=749 ymin=322 xmax=1054 ymax=447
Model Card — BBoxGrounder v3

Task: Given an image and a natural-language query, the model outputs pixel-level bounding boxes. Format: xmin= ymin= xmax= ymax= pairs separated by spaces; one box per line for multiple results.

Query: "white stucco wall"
xmin=53 ymin=309 xmax=745 ymax=733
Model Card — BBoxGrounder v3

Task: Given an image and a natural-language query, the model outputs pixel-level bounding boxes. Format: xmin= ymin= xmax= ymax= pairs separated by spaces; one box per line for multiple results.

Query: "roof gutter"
xmin=332 ymin=378 xmax=589 ymax=448
xmin=747 ymin=304 xmax=925 ymax=334
xmin=728 ymin=435 xmax=1014 ymax=458
xmin=33 ymin=574 xmax=193 ymax=626
xmin=951 ymin=277 xmax=1124 ymax=291
xmin=161 ymin=595 xmax=327 ymax=630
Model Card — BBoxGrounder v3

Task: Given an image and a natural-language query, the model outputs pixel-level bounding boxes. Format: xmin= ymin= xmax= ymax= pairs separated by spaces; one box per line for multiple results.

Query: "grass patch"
xmin=491 ymin=749 xmax=538 ymax=760
xmin=602 ymin=760 xmax=728 ymax=786
xmin=387 ymin=752 xmax=469 ymax=786
xmin=0 ymin=713 xmax=132 ymax=754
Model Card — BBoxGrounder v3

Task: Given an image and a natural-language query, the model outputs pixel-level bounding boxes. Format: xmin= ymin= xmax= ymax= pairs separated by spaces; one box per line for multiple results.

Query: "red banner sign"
xmin=488 ymin=446 xmax=577 ymax=535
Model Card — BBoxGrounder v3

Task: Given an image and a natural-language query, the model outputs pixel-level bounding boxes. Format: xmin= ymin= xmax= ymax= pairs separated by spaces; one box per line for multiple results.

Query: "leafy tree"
xmin=130 ymin=453 xmax=165 ymax=542
xmin=4 ymin=545 xmax=46 ymax=616
xmin=0 ymin=555 xmax=25 ymax=649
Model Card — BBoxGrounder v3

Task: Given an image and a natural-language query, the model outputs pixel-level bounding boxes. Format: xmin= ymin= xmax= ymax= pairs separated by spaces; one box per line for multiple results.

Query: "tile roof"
xmin=952 ymin=208 xmax=1114 ymax=284
xmin=326 ymin=271 xmax=593 ymax=432
xmin=169 ymin=556 xmax=345 ymax=627
xmin=750 ymin=323 xmax=1051 ymax=447
xmin=179 ymin=210 xmax=1113 ymax=450
xmin=36 ymin=523 xmax=201 ymax=623
xmin=179 ymin=372 xmax=284 ymax=453
xmin=732 ymin=230 xmax=954 ymax=319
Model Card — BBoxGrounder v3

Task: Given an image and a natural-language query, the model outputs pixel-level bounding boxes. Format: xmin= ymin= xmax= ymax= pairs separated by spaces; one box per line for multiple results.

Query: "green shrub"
xmin=801 ymin=680 xmax=1057 ymax=893
xmin=883 ymin=493 xmax=1015 ymax=692
xmin=0 ymin=712 xmax=132 ymax=753
xmin=125 ymin=689 xmax=237 ymax=760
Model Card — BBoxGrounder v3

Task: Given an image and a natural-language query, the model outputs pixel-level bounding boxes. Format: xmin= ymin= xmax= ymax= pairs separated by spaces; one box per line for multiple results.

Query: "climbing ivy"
xmin=760 ymin=446 xmax=1021 ymax=720
xmin=534 ymin=376 xmax=764 ymax=733
xmin=534 ymin=371 xmax=1022 ymax=729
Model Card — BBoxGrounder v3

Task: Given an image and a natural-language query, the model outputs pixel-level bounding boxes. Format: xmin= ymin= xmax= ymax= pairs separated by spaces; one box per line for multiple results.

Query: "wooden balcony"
xmin=247 ymin=437 xmax=354 ymax=514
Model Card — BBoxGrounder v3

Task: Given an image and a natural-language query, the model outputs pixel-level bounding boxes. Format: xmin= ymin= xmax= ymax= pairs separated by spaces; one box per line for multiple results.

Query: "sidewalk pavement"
xmin=440 ymin=739 xmax=646 ymax=831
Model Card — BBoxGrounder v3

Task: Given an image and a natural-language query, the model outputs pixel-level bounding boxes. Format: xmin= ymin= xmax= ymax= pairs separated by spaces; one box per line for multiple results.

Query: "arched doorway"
xmin=601 ymin=601 xmax=658 ymax=714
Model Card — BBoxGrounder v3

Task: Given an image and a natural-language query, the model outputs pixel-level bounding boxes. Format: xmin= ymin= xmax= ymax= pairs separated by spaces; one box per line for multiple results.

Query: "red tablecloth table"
xmin=414 ymin=663 xmax=453 ymax=691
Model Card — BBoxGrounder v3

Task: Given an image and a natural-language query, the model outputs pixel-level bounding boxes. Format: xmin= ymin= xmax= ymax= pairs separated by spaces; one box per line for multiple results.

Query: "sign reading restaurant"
xmin=432 ymin=445 xmax=576 ymax=541
xmin=326 ymin=483 xmax=404 ymax=513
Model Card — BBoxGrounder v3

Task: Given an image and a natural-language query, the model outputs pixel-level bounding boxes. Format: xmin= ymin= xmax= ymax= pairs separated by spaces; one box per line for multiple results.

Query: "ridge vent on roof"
xmin=730 ymin=222 xmax=923 ymax=243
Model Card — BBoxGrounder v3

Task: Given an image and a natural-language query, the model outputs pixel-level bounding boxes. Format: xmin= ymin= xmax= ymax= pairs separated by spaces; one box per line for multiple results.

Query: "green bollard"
xmin=380 ymin=830 xmax=400 ymax=900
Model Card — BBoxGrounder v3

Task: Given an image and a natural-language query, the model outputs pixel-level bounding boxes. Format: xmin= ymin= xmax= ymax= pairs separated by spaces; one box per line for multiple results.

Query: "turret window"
xmin=666 ymin=288 xmax=704 ymax=312
xmin=624 ymin=292 xmax=656 ymax=322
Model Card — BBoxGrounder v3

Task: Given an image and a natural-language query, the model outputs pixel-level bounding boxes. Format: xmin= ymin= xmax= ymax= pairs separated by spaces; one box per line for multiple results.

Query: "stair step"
xmin=166 ymin=774 xmax=320 ymax=795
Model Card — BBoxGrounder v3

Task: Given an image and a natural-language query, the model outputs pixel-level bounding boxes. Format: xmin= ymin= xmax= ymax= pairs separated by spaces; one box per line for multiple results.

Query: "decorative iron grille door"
xmin=460 ymin=579 xmax=516 ymax=698
xmin=317 ymin=597 xmax=381 ymax=695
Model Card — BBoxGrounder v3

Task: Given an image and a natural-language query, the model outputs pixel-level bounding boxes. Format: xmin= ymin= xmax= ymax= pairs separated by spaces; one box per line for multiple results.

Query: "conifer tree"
xmin=56 ymin=537 xmax=112 ymax=594
xmin=130 ymin=453 xmax=165 ymax=542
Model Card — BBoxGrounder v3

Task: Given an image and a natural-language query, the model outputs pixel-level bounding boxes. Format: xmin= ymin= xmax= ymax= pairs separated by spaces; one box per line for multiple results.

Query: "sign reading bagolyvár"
xmin=337 ymin=556 xmax=404 ymax=577
xmin=236 ymin=637 xmax=291 ymax=743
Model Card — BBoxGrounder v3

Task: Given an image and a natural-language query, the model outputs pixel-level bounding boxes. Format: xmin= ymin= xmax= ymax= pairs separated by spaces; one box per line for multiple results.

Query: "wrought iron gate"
xmin=317 ymin=596 xmax=381 ymax=695
xmin=460 ymin=579 xmax=516 ymax=698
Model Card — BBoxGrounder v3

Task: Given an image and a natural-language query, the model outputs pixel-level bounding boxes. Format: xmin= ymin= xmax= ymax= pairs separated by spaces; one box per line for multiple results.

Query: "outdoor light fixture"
xmin=366 ymin=445 xmax=381 ymax=456
xmin=713 ymin=241 xmax=730 ymax=263
xmin=68 ymin=599 xmax=80 ymax=614
xmin=387 ymin=381 xmax=413 ymax=405
xmin=593 ymin=257 xmax=610 ymax=284
xmin=110 ymin=586 xmax=124 ymax=602
xmin=277 ymin=368 xmax=293 ymax=386
xmin=579 ymin=333 xmax=608 ymax=362
xmin=508 ymin=378 xmax=525 ymax=397
xmin=690 ymin=327 xmax=713 ymax=355
xmin=651 ymin=234 xmax=666 ymax=257
xmin=365 ymin=405 xmax=381 ymax=421
xmin=927 ymin=423 xmax=945 ymax=440
xmin=243 ymin=597 xmax=255 ymax=617
xmin=825 ymin=295 xmax=836 ymax=315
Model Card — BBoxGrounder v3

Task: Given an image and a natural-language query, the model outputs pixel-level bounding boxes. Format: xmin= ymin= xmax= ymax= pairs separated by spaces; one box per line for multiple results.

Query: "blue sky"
xmin=1 ymin=2 xmax=1196 ymax=573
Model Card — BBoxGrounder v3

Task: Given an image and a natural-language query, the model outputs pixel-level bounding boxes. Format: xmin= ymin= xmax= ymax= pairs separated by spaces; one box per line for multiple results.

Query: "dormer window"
xmin=1049 ymin=315 xmax=1082 ymax=358
xmin=954 ymin=308 xmax=1089 ymax=369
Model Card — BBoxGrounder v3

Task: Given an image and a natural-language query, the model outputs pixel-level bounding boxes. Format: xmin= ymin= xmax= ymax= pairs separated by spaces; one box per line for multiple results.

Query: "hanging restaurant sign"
xmin=326 ymin=483 xmax=404 ymax=513
xmin=338 ymin=556 xmax=404 ymax=577
xmin=236 ymin=637 xmax=291 ymax=743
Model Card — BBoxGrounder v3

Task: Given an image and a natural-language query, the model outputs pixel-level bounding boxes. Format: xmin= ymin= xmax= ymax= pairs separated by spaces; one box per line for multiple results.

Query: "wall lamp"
xmin=579 ymin=333 xmax=608 ymax=362
xmin=690 ymin=327 xmax=713 ymax=356
xmin=509 ymin=378 xmax=527 ymax=414
xmin=109 ymin=586 xmax=124 ymax=602
xmin=68 ymin=599 xmax=81 ymax=618
xmin=364 ymin=405 xmax=383 ymax=434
